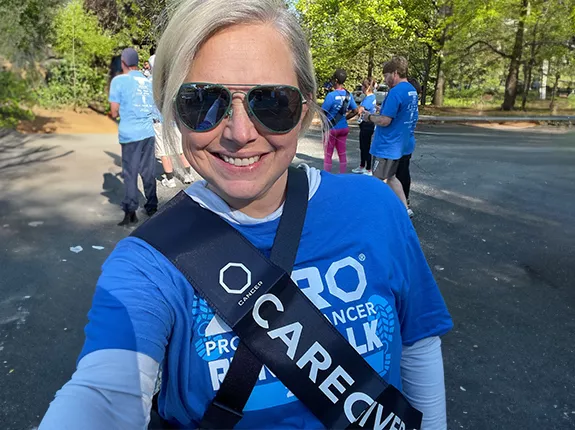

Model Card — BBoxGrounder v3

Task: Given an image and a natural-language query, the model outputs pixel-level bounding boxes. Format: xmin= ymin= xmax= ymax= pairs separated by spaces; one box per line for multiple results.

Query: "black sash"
xmin=134 ymin=168 xmax=422 ymax=429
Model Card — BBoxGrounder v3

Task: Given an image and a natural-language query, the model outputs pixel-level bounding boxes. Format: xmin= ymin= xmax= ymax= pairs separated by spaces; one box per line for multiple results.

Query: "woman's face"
xmin=180 ymin=24 xmax=307 ymax=211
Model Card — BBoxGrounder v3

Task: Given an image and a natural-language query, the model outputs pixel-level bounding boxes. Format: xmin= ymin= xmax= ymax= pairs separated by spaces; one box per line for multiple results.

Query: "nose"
xmin=221 ymin=95 xmax=259 ymax=147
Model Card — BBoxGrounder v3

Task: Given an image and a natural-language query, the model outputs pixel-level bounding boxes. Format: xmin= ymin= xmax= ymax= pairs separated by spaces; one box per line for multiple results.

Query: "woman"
xmin=40 ymin=1 xmax=452 ymax=429
xmin=321 ymin=68 xmax=358 ymax=173
xmin=352 ymin=78 xmax=378 ymax=176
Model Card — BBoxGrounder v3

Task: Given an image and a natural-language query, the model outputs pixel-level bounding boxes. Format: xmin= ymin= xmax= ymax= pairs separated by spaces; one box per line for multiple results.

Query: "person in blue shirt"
xmin=321 ymin=69 xmax=358 ymax=173
xmin=352 ymin=77 xmax=378 ymax=176
xmin=363 ymin=57 xmax=419 ymax=210
xmin=396 ymin=77 xmax=422 ymax=218
xmin=40 ymin=2 xmax=451 ymax=429
xmin=109 ymin=48 xmax=158 ymax=226
xmin=149 ymin=54 xmax=195 ymax=188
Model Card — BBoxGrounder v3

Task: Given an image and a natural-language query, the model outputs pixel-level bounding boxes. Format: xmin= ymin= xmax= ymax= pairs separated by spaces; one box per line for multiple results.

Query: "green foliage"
xmin=37 ymin=0 xmax=117 ymax=108
xmin=2 ymin=0 xmax=574 ymax=117
xmin=0 ymin=71 xmax=34 ymax=128
xmin=84 ymin=0 xmax=169 ymax=52
xmin=0 ymin=0 xmax=64 ymax=65
xmin=296 ymin=0 xmax=409 ymax=86
xmin=54 ymin=0 xmax=116 ymax=67
xmin=37 ymin=61 xmax=109 ymax=108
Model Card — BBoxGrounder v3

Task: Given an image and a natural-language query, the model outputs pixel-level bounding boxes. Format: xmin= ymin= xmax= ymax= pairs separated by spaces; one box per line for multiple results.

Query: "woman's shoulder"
xmin=314 ymin=172 xmax=405 ymax=214
xmin=101 ymin=236 xmax=186 ymax=294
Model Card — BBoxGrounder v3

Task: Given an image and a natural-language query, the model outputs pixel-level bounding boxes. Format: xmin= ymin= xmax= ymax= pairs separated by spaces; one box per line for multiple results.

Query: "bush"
xmin=36 ymin=0 xmax=116 ymax=108
xmin=0 ymin=71 xmax=35 ymax=128
xmin=37 ymin=61 xmax=109 ymax=108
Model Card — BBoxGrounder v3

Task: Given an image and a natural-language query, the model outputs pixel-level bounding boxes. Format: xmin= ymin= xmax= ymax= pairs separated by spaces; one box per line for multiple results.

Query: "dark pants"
xmin=396 ymin=153 xmax=412 ymax=200
xmin=359 ymin=122 xmax=375 ymax=170
xmin=121 ymin=136 xmax=158 ymax=213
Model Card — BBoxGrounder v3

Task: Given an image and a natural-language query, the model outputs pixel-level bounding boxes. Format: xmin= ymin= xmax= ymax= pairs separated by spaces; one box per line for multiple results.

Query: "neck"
xmin=210 ymin=170 xmax=289 ymax=219
xmin=334 ymin=84 xmax=344 ymax=90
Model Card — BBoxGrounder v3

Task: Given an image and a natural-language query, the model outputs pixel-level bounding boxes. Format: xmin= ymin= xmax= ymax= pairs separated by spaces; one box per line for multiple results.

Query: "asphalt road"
xmin=0 ymin=124 xmax=574 ymax=429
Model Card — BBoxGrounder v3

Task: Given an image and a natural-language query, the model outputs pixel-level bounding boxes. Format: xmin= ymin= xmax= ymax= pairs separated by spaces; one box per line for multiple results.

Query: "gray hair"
xmin=153 ymin=0 xmax=320 ymax=152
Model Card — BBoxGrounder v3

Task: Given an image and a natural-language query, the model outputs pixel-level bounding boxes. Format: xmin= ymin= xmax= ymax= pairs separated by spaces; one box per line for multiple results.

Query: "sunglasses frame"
xmin=174 ymin=83 xmax=307 ymax=134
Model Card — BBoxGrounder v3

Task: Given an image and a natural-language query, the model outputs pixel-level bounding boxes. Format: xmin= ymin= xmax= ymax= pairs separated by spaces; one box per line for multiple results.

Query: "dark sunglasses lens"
xmin=176 ymin=85 xmax=230 ymax=131
xmin=248 ymin=86 xmax=302 ymax=132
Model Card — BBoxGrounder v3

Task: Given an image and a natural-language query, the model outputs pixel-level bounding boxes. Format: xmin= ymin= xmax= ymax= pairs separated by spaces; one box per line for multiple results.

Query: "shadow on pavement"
xmin=101 ymin=172 xmax=147 ymax=208
xmin=104 ymin=150 xmax=122 ymax=168
xmin=0 ymin=131 xmax=74 ymax=178
xmin=0 ymin=193 xmax=126 ymax=430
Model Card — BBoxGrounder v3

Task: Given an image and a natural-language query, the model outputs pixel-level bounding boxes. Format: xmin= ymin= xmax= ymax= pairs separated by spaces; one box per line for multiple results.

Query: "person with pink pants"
xmin=321 ymin=69 xmax=358 ymax=173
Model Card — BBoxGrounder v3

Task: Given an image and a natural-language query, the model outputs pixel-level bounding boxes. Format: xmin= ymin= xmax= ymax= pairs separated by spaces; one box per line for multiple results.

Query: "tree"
xmin=84 ymin=0 xmax=169 ymax=49
xmin=459 ymin=0 xmax=575 ymax=110
xmin=399 ymin=0 xmax=453 ymax=106
xmin=501 ymin=0 xmax=529 ymax=110
xmin=295 ymin=0 xmax=408 ymax=89
xmin=38 ymin=0 xmax=117 ymax=108
xmin=0 ymin=0 xmax=64 ymax=65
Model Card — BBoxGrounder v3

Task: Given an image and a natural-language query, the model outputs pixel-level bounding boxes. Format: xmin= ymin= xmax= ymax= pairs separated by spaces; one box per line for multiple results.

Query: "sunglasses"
xmin=175 ymin=83 xmax=306 ymax=134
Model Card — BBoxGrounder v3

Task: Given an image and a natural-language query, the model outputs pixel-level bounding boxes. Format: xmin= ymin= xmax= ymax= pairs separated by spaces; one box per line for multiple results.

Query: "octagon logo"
xmin=219 ymin=262 xmax=252 ymax=295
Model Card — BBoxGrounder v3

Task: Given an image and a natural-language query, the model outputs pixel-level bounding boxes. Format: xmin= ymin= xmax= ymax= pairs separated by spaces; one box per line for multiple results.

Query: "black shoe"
xmin=118 ymin=211 xmax=138 ymax=226
xmin=146 ymin=207 xmax=158 ymax=217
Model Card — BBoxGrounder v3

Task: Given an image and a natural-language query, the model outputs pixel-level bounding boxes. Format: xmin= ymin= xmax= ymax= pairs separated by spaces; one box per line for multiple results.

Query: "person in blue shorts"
xmin=108 ymin=47 xmax=158 ymax=226
xmin=352 ymin=77 xmax=378 ymax=176
xmin=364 ymin=56 xmax=419 ymax=210
xmin=321 ymin=69 xmax=358 ymax=173
xmin=40 ymin=1 xmax=451 ymax=429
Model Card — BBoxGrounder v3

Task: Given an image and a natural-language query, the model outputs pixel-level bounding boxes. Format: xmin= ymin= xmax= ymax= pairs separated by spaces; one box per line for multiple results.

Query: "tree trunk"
xmin=421 ymin=43 xmax=433 ymax=106
xmin=521 ymin=63 xmax=532 ymax=110
xmin=432 ymin=26 xmax=448 ymax=106
xmin=549 ymin=71 xmax=560 ymax=112
xmin=502 ymin=0 xmax=529 ymax=111
xmin=367 ymin=44 xmax=375 ymax=78
xmin=540 ymin=59 xmax=549 ymax=99
xmin=433 ymin=55 xmax=445 ymax=106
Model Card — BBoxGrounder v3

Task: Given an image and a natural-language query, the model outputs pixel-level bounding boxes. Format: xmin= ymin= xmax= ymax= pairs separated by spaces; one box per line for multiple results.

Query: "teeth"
xmin=220 ymin=154 xmax=261 ymax=166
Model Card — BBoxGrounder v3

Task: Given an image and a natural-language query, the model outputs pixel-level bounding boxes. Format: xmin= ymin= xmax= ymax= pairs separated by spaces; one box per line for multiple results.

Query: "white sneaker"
xmin=161 ymin=177 xmax=177 ymax=188
xmin=407 ymin=208 xmax=414 ymax=218
xmin=364 ymin=170 xmax=373 ymax=176
xmin=352 ymin=166 xmax=366 ymax=174
xmin=183 ymin=174 xmax=193 ymax=184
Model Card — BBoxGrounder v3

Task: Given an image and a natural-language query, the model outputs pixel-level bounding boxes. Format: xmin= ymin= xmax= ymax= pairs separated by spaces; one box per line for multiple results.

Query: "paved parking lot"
xmin=1 ymin=124 xmax=574 ymax=429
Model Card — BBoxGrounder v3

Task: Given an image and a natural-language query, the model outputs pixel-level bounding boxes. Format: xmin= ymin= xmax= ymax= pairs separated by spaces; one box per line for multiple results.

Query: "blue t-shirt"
xmin=360 ymin=94 xmax=377 ymax=114
xmin=404 ymin=134 xmax=416 ymax=156
xmin=370 ymin=82 xmax=418 ymax=160
xmin=79 ymin=172 xmax=452 ymax=429
xmin=109 ymin=70 xmax=155 ymax=143
xmin=322 ymin=89 xmax=358 ymax=129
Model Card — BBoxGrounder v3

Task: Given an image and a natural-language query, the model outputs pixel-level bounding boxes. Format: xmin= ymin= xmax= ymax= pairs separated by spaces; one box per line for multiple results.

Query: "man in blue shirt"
xmin=109 ymin=48 xmax=158 ymax=226
xmin=364 ymin=57 xmax=419 ymax=209
xmin=321 ymin=69 xmax=358 ymax=173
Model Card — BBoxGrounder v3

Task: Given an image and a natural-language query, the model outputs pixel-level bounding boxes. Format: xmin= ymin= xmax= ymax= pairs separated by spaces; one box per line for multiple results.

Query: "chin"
xmin=214 ymin=179 xmax=270 ymax=204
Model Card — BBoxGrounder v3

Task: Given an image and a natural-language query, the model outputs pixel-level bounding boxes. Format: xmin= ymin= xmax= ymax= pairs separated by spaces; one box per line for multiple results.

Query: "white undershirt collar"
xmin=184 ymin=164 xmax=321 ymax=225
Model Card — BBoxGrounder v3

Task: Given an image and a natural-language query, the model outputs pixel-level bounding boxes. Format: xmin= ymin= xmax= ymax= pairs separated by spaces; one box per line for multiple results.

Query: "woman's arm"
xmin=39 ymin=238 xmax=174 ymax=429
xmin=40 ymin=350 xmax=160 ymax=430
xmin=401 ymin=336 xmax=447 ymax=430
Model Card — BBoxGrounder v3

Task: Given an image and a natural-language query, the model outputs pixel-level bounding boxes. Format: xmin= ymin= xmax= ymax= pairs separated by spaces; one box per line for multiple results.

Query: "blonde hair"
xmin=362 ymin=77 xmax=376 ymax=93
xmin=153 ymin=0 xmax=320 ymax=152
